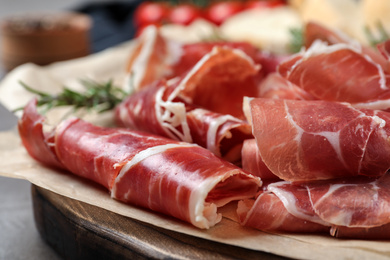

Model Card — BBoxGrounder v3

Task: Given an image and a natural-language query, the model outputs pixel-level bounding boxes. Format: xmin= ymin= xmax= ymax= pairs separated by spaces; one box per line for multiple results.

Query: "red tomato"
xmin=244 ymin=0 xmax=286 ymax=9
xmin=133 ymin=2 xmax=169 ymax=27
xmin=168 ymin=4 xmax=203 ymax=26
xmin=204 ymin=1 xmax=244 ymax=26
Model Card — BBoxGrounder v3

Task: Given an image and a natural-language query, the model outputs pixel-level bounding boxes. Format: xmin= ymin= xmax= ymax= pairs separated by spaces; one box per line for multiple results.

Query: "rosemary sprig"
xmin=289 ymin=27 xmax=304 ymax=53
xmin=14 ymin=79 xmax=129 ymax=114
xmin=364 ymin=21 xmax=389 ymax=47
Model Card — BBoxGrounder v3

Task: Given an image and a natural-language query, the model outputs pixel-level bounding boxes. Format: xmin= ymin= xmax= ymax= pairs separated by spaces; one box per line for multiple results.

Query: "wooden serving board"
xmin=31 ymin=185 xmax=286 ymax=260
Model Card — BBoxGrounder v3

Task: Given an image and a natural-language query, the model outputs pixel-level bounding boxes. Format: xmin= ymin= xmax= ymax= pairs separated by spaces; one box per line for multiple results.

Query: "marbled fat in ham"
xmin=245 ymin=97 xmax=390 ymax=181
xmin=19 ymin=99 xmax=261 ymax=229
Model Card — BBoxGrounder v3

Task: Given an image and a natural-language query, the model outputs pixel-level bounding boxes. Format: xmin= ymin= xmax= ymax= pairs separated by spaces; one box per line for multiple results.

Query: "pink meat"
xmin=241 ymin=139 xmax=278 ymax=180
xmin=282 ymin=45 xmax=390 ymax=103
xmin=115 ymin=78 xmax=253 ymax=164
xmin=238 ymin=174 xmax=390 ymax=238
xmin=18 ymin=99 xmax=63 ymax=168
xmin=257 ymin=72 xmax=315 ymax=100
xmin=304 ymin=21 xmax=389 ymax=72
xmin=304 ymin=174 xmax=390 ymax=228
xmin=237 ymin=191 xmax=329 ymax=233
xmin=19 ymin=99 xmax=261 ymax=229
xmin=246 ymin=98 xmax=390 ymax=181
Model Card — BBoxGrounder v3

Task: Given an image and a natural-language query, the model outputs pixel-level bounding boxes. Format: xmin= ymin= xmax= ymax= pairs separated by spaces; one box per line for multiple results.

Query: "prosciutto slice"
xmin=280 ymin=40 xmax=390 ymax=105
xmin=241 ymin=139 xmax=278 ymax=180
xmin=115 ymin=80 xmax=252 ymax=164
xmin=19 ymin=99 xmax=261 ymax=229
xmin=257 ymin=72 xmax=315 ymax=100
xmin=304 ymin=21 xmax=389 ymax=72
xmin=237 ymin=191 xmax=329 ymax=233
xmin=117 ymin=46 xmax=260 ymax=163
xmin=244 ymin=97 xmax=390 ymax=182
xmin=125 ymin=25 xmax=266 ymax=94
xmin=238 ymin=174 xmax=390 ymax=239
xmin=272 ymin=33 xmax=390 ymax=111
xmin=124 ymin=25 xmax=182 ymax=91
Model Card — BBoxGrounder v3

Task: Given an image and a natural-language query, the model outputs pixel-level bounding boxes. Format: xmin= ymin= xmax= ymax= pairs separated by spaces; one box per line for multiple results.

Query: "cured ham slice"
xmin=257 ymin=72 xmax=315 ymax=100
xmin=241 ymin=139 xmax=278 ymax=180
xmin=19 ymin=99 xmax=261 ymax=229
xmin=238 ymin=174 xmax=390 ymax=239
xmin=237 ymin=191 xmax=329 ymax=233
xmin=274 ymin=23 xmax=390 ymax=109
xmin=279 ymin=40 xmax=390 ymax=105
xmin=304 ymin=21 xmax=355 ymax=49
xmin=124 ymin=25 xmax=182 ymax=91
xmin=170 ymin=41 xmax=266 ymax=77
xmin=125 ymin=25 xmax=266 ymax=93
xmin=115 ymin=80 xmax=253 ymax=164
xmin=244 ymin=97 xmax=390 ymax=182
xmin=171 ymin=46 xmax=261 ymax=118
xmin=304 ymin=21 xmax=389 ymax=72
xmin=117 ymin=46 xmax=260 ymax=163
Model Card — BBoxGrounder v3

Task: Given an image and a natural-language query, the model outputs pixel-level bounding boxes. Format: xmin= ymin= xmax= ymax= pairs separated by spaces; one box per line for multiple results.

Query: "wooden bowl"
xmin=1 ymin=12 xmax=92 ymax=71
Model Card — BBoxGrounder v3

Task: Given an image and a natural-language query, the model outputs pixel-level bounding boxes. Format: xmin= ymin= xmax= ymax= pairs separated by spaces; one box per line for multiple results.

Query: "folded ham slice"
xmin=124 ymin=25 xmax=266 ymax=94
xmin=244 ymin=97 xmax=390 ymax=182
xmin=116 ymin=81 xmax=252 ymax=164
xmin=238 ymin=173 xmax=390 ymax=239
xmin=241 ymin=139 xmax=278 ymax=180
xmin=271 ymin=32 xmax=390 ymax=111
xmin=19 ymin=99 xmax=261 ymax=229
xmin=117 ymin=46 xmax=259 ymax=163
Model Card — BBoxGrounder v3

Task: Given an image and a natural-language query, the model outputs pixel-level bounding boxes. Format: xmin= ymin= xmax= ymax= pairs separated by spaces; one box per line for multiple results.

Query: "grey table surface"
xmin=0 ymin=1 xmax=115 ymax=259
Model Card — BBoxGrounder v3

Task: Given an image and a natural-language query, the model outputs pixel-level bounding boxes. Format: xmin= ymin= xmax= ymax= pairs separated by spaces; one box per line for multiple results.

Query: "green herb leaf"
xmin=289 ymin=27 xmax=304 ymax=53
xmin=364 ymin=21 xmax=389 ymax=47
xmin=14 ymin=79 xmax=129 ymax=114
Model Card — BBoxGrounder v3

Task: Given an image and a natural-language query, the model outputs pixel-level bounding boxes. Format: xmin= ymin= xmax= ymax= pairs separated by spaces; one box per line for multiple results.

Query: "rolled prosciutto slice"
xmin=244 ymin=97 xmax=390 ymax=181
xmin=19 ymin=99 xmax=261 ymax=229
xmin=116 ymin=81 xmax=252 ymax=164
xmin=117 ymin=46 xmax=259 ymax=163
xmin=277 ymin=39 xmax=390 ymax=110
xmin=238 ymin=174 xmax=390 ymax=239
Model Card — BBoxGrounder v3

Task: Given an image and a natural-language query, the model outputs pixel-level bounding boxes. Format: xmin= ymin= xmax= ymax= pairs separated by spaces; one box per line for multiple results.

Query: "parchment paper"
xmin=0 ymin=20 xmax=389 ymax=260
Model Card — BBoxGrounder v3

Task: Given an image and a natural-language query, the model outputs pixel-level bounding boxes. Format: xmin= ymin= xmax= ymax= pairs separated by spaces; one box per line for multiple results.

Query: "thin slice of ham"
xmin=124 ymin=25 xmax=182 ymax=92
xmin=117 ymin=46 xmax=260 ymax=163
xmin=244 ymin=97 xmax=390 ymax=181
xmin=237 ymin=192 xmax=329 ymax=233
xmin=257 ymin=72 xmax=315 ymax=100
xmin=238 ymin=174 xmax=390 ymax=239
xmin=241 ymin=139 xmax=278 ymax=180
xmin=115 ymin=81 xmax=253 ymax=164
xmin=125 ymin=25 xmax=267 ymax=96
xmin=304 ymin=21 xmax=389 ymax=73
xmin=169 ymin=46 xmax=261 ymax=119
xmin=19 ymin=99 xmax=261 ymax=229
xmin=280 ymin=40 xmax=390 ymax=104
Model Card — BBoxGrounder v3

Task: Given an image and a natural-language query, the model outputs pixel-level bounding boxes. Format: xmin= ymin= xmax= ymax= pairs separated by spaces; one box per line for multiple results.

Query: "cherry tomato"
xmin=168 ymin=4 xmax=203 ymax=26
xmin=204 ymin=1 xmax=244 ymax=26
xmin=133 ymin=2 xmax=169 ymax=27
xmin=244 ymin=0 xmax=286 ymax=9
